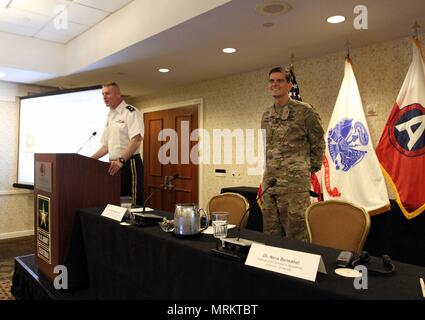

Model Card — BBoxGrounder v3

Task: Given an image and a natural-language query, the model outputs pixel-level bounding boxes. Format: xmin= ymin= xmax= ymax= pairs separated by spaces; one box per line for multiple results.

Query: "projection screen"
xmin=17 ymin=87 xmax=109 ymax=186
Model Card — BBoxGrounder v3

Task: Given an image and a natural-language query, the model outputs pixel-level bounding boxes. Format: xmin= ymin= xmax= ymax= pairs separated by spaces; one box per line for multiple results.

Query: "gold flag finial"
xmin=412 ymin=21 xmax=420 ymax=40
xmin=290 ymin=53 xmax=295 ymax=68
xmin=345 ymin=40 xmax=351 ymax=59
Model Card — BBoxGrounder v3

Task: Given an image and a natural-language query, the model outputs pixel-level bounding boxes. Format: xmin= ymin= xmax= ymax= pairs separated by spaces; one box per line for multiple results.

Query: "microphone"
xmin=142 ymin=173 xmax=179 ymax=213
xmin=221 ymin=178 xmax=277 ymax=255
xmin=142 ymin=188 xmax=161 ymax=214
xmin=130 ymin=187 xmax=164 ymax=225
xmin=309 ymin=190 xmax=320 ymax=197
xmin=76 ymin=132 xmax=97 ymax=153
xmin=130 ymin=173 xmax=180 ymax=226
xmin=127 ymin=186 xmax=162 ymax=225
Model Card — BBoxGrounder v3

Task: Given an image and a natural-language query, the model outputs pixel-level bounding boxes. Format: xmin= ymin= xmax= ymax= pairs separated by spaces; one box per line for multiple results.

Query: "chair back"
xmin=305 ymin=200 xmax=371 ymax=254
xmin=207 ymin=193 xmax=249 ymax=228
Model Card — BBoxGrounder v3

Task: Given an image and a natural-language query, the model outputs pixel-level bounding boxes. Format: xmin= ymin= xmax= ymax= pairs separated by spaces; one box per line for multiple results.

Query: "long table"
xmin=63 ymin=207 xmax=425 ymax=300
xmin=221 ymin=186 xmax=425 ymax=268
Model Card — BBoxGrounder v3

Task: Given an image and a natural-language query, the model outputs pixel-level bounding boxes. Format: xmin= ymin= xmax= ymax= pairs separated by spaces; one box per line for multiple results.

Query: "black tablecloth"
xmin=221 ymin=187 xmax=425 ymax=267
xmin=64 ymin=207 xmax=425 ymax=300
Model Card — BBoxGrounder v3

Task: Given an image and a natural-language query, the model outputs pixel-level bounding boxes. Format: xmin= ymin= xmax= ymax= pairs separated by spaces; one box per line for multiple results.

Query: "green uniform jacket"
xmin=261 ymin=98 xmax=325 ymax=193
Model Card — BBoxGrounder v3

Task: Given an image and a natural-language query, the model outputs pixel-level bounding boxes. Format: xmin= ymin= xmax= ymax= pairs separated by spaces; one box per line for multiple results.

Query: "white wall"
xmin=0 ymin=82 xmax=47 ymax=239
xmin=0 ymin=31 xmax=65 ymax=76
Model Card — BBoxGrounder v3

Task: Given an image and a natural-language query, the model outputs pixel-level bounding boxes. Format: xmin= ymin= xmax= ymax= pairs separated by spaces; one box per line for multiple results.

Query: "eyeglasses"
xmin=268 ymin=79 xmax=287 ymax=84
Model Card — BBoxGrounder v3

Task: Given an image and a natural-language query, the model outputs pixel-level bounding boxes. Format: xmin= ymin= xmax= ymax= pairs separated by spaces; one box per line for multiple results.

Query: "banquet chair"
xmin=305 ymin=200 xmax=371 ymax=254
xmin=207 ymin=192 xmax=250 ymax=228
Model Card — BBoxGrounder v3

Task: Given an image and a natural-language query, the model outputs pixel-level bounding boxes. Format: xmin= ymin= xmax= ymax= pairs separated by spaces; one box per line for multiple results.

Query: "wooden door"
xmin=143 ymin=105 xmax=198 ymax=212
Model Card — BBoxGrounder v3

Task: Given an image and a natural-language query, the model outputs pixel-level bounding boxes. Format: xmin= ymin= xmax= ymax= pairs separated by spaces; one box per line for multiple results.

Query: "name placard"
xmin=245 ymin=243 xmax=327 ymax=282
xmin=101 ymin=204 xmax=127 ymax=222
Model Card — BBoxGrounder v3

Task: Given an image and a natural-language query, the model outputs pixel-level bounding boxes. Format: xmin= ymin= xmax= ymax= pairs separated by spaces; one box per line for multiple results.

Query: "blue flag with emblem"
xmin=321 ymin=57 xmax=390 ymax=215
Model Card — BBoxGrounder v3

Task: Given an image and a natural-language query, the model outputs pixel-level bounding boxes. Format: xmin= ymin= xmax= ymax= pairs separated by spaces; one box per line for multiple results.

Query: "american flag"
xmin=289 ymin=65 xmax=302 ymax=101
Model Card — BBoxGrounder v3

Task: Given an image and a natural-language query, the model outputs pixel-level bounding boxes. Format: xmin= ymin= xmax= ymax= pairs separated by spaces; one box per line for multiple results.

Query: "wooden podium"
xmin=34 ymin=153 xmax=120 ymax=282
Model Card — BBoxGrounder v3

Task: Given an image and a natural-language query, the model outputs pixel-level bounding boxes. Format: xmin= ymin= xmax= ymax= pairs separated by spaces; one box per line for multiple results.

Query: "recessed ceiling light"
xmin=327 ymin=15 xmax=346 ymax=24
xmin=263 ymin=22 xmax=275 ymax=28
xmin=256 ymin=1 xmax=292 ymax=16
xmin=158 ymin=68 xmax=170 ymax=73
xmin=0 ymin=72 xmax=6 ymax=78
xmin=222 ymin=48 xmax=236 ymax=54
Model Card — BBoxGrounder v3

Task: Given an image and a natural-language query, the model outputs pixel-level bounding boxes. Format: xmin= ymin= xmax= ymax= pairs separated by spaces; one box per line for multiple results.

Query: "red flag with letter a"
xmin=376 ymin=38 xmax=425 ymax=219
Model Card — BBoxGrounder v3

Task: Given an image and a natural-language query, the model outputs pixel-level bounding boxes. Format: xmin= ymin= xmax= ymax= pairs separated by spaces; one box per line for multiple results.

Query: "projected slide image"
xmin=18 ymin=88 xmax=109 ymax=185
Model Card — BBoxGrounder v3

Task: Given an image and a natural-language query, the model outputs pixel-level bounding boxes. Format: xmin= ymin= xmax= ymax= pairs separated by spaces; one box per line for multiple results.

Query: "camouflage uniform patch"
xmin=261 ymin=98 xmax=325 ymax=241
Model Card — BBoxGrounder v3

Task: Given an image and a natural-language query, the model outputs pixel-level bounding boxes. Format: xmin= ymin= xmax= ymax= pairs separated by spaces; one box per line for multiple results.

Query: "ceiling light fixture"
xmin=263 ymin=22 xmax=275 ymax=28
xmin=0 ymin=0 xmax=12 ymax=9
xmin=0 ymin=72 xmax=6 ymax=78
xmin=222 ymin=48 xmax=236 ymax=54
xmin=256 ymin=1 xmax=292 ymax=16
xmin=327 ymin=15 xmax=346 ymax=24
xmin=158 ymin=68 xmax=170 ymax=73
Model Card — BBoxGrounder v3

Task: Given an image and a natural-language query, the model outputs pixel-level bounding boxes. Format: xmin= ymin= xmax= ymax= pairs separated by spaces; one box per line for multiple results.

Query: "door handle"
xmin=163 ymin=175 xmax=176 ymax=190
xmin=163 ymin=176 xmax=169 ymax=190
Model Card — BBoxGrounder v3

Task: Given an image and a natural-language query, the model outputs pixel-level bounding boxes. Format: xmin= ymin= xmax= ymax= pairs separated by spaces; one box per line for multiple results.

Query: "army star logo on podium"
xmin=37 ymin=195 xmax=51 ymax=264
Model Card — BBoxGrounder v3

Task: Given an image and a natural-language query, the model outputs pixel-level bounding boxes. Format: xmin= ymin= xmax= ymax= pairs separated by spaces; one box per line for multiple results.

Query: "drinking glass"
xmin=120 ymin=196 xmax=133 ymax=221
xmin=211 ymin=212 xmax=229 ymax=239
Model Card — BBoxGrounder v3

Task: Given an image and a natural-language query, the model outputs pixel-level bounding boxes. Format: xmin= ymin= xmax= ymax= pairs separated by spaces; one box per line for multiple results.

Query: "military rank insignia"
xmin=126 ymin=105 xmax=135 ymax=112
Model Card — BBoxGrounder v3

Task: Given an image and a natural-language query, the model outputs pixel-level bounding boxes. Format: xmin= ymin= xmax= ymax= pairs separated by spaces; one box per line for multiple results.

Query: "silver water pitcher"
xmin=173 ymin=203 xmax=209 ymax=237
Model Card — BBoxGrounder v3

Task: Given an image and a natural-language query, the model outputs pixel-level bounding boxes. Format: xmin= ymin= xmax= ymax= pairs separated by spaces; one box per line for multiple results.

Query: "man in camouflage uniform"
xmin=261 ymin=67 xmax=324 ymax=241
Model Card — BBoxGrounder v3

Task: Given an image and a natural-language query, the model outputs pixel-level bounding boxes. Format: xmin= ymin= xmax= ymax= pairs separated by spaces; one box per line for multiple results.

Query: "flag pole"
xmin=412 ymin=22 xmax=424 ymax=59
xmin=345 ymin=40 xmax=352 ymax=64
xmin=290 ymin=53 xmax=295 ymax=69
xmin=412 ymin=21 xmax=419 ymax=40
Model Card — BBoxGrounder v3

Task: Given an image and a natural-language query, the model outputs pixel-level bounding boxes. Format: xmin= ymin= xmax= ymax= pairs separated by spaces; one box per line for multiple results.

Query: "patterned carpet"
xmin=0 ymin=236 xmax=34 ymax=300
xmin=0 ymin=260 xmax=16 ymax=300
xmin=0 ymin=260 xmax=14 ymax=280
xmin=0 ymin=279 xmax=14 ymax=300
